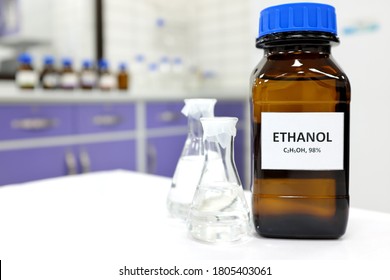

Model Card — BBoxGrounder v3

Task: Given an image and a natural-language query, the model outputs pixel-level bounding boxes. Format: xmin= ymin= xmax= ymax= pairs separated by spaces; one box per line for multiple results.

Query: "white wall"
xmin=104 ymin=0 xmax=192 ymax=73
xmin=333 ymin=0 xmax=390 ymax=214
xmin=104 ymin=0 xmax=253 ymax=92
xmin=50 ymin=0 xmax=95 ymax=68
xmin=0 ymin=0 xmax=95 ymax=69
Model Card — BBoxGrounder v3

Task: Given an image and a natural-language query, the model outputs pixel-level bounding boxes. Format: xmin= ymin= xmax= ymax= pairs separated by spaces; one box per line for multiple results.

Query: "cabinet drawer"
xmin=0 ymin=105 xmax=74 ymax=140
xmin=146 ymin=102 xmax=186 ymax=129
xmin=76 ymin=104 xmax=135 ymax=134
xmin=0 ymin=146 xmax=71 ymax=186
xmin=147 ymin=134 xmax=187 ymax=177
xmin=78 ymin=140 xmax=136 ymax=173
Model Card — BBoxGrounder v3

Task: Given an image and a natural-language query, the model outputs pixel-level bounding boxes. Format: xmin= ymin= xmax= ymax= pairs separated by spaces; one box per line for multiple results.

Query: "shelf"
xmin=0 ymin=85 xmax=248 ymax=104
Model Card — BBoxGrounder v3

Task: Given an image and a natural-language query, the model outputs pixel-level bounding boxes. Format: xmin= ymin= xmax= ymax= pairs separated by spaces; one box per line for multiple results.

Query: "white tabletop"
xmin=1 ymin=170 xmax=389 ymax=278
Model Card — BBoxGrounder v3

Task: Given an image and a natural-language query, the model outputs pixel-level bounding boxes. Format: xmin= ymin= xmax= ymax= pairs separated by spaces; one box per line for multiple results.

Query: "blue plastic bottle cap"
xmin=160 ymin=56 xmax=169 ymax=63
xmin=43 ymin=55 xmax=54 ymax=65
xmin=173 ymin=57 xmax=182 ymax=64
xmin=148 ymin=63 xmax=158 ymax=72
xmin=62 ymin=58 xmax=72 ymax=67
xmin=119 ymin=63 xmax=127 ymax=71
xmin=258 ymin=2 xmax=337 ymax=38
xmin=82 ymin=59 xmax=92 ymax=68
xmin=18 ymin=53 xmax=32 ymax=64
xmin=156 ymin=18 xmax=165 ymax=27
xmin=99 ymin=59 xmax=109 ymax=69
xmin=135 ymin=54 xmax=145 ymax=63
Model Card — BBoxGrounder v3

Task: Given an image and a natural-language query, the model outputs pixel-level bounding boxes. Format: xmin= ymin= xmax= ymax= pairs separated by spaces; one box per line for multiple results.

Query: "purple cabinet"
xmin=146 ymin=102 xmax=186 ymax=129
xmin=75 ymin=104 xmax=135 ymax=134
xmin=145 ymin=101 xmax=187 ymax=177
xmin=0 ymin=140 xmax=137 ymax=187
xmin=77 ymin=140 xmax=136 ymax=173
xmin=0 ymin=105 xmax=74 ymax=140
xmin=0 ymin=103 xmax=137 ymax=186
xmin=147 ymin=134 xmax=187 ymax=177
xmin=0 ymin=146 xmax=75 ymax=186
xmin=0 ymin=100 xmax=247 ymax=186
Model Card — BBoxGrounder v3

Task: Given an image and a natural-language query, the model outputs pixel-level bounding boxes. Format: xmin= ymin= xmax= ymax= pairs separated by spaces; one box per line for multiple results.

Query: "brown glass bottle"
xmin=251 ymin=3 xmax=350 ymax=238
xmin=16 ymin=53 xmax=37 ymax=89
xmin=60 ymin=58 xmax=78 ymax=90
xmin=40 ymin=56 xmax=59 ymax=89
xmin=117 ymin=63 xmax=130 ymax=91
xmin=80 ymin=59 xmax=97 ymax=90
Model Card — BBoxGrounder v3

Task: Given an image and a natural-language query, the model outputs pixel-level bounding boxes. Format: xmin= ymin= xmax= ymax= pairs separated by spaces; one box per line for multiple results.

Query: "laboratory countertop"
xmin=0 ymin=170 xmax=389 ymax=277
xmin=0 ymin=85 xmax=247 ymax=104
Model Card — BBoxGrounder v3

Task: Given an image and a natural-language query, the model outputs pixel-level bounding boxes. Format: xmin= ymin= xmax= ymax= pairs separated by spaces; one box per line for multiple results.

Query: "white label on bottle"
xmin=15 ymin=70 xmax=37 ymax=87
xmin=261 ymin=112 xmax=344 ymax=170
xmin=81 ymin=71 xmax=97 ymax=87
xmin=43 ymin=73 xmax=59 ymax=88
xmin=61 ymin=73 xmax=78 ymax=88
xmin=99 ymin=74 xmax=116 ymax=89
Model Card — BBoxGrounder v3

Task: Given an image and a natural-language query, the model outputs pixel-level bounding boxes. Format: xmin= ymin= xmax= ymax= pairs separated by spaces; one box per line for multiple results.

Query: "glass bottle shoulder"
xmin=252 ymin=53 xmax=349 ymax=83
xmin=251 ymin=52 xmax=351 ymax=105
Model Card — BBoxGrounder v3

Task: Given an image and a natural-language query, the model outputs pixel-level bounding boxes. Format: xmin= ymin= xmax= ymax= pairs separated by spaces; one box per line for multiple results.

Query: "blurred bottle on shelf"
xmin=60 ymin=58 xmax=78 ymax=90
xmin=155 ymin=18 xmax=169 ymax=50
xmin=98 ymin=59 xmax=116 ymax=91
xmin=171 ymin=57 xmax=184 ymax=91
xmin=186 ymin=65 xmax=201 ymax=93
xmin=80 ymin=59 xmax=97 ymax=90
xmin=15 ymin=53 xmax=37 ymax=90
xmin=155 ymin=17 xmax=182 ymax=54
xmin=201 ymin=70 xmax=219 ymax=90
xmin=159 ymin=56 xmax=171 ymax=89
xmin=132 ymin=54 xmax=147 ymax=93
xmin=147 ymin=62 xmax=159 ymax=91
xmin=40 ymin=56 xmax=59 ymax=90
xmin=117 ymin=62 xmax=129 ymax=91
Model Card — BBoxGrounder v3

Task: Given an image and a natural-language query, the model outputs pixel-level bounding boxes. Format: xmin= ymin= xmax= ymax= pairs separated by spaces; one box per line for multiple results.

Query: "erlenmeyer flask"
xmin=187 ymin=117 xmax=250 ymax=242
xmin=167 ymin=98 xmax=217 ymax=220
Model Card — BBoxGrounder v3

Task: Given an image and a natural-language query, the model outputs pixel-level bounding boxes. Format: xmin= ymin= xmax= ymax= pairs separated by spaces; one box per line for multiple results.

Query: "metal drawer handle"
xmin=158 ymin=111 xmax=181 ymax=122
xmin=93 ymin=115 xmax=122 ymax=126
xmin=79 ymin=148 xmax=91 ymax=174
xmin=11 ymin=118 xmax=58 ymax=131
xmin=147 ymin=143 xmax=157 ymax=174
xmin=65 ymin=150 xmax=77 ymax=176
